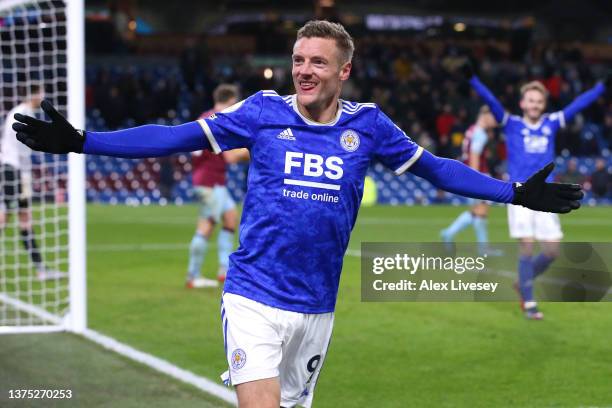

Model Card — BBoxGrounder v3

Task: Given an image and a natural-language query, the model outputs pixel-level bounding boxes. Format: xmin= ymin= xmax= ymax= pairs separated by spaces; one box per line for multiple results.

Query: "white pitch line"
xmin=0 ymin=325 xmax=65 ymax=334
xmin=82 ymin=329 xmax=237 ymax=406
xmin=0 ymin=293 xmax=63 ymax=325
xmin=0 ymin=292 xmax=237 ymax=406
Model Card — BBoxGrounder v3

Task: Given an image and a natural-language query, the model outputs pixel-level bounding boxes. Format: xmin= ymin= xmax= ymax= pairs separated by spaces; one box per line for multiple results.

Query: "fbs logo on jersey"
xmin=285 ymin=152 xmax=343 ymax=180
xmin=231 ymin=348 xmax=247 ymax=370
xmin=278 ymin=128 xmax=296 ymax=141
xmin=340 ymin=130 xmax=360 ymax=152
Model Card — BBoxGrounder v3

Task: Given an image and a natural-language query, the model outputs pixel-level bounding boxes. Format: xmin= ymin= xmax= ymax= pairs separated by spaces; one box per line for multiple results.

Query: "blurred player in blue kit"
xmin=13 ymin=21 xmax=584 ymax=408
xmin=441 ymin=105 xmax=501 ymax=255
xmin=467 ymin=67 xmax=607 ymax=319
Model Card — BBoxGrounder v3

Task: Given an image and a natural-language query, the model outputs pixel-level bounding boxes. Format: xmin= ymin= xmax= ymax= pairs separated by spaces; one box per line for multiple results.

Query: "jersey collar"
xmin=521 ymin=115 xmax=546 ymax=130
xmin=291 ymin=94 xmax=343 ymax=126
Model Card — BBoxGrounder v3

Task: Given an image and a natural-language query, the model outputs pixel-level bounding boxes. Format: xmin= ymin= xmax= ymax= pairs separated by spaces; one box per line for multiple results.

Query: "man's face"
xmin=292 ymin=37 xmax=351 ymax=111
xmin=519 ymin=89 xmax=546 ymax=121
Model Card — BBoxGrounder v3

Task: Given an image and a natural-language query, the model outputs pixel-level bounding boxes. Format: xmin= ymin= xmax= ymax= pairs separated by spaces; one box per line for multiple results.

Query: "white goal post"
xmin=0 ymin=0 xmax=85 ymax=334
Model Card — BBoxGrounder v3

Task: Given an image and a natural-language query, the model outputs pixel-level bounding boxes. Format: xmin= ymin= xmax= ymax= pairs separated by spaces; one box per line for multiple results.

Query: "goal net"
xmin=0 ymin=0 xmax=85 ymax=334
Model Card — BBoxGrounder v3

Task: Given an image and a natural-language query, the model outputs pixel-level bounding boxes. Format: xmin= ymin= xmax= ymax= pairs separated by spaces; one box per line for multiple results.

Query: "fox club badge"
xmin=340 ymin=130 xmax=360 ymax=152
xmin=231 ymin=348 xmax=247 ymax=370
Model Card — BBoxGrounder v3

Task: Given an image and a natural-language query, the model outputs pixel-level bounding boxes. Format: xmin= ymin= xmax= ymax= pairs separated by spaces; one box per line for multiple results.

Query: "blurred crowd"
xmin=86 ymin=35 xmax=611 ymax=196
xmin=558 ymin=158 xmax=610 ymax=199
xmin=349 ymin=38 xmax=611 ymax=163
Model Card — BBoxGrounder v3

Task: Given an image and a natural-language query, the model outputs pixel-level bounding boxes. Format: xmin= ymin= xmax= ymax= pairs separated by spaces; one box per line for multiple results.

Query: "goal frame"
xmin=0 ymin=0 xmax=86 ymax=335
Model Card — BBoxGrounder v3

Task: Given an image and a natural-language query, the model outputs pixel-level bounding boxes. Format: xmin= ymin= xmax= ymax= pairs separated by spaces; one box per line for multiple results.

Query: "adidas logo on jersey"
xmin=277 ymin=128 xmax=296 ymax=141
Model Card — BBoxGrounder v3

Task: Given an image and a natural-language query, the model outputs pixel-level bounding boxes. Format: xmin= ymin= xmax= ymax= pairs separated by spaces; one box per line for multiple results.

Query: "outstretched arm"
xmin=469 ymin=75 xmax=508 ymax=125
xmin=411 ymin=150 xmax=513 ymax=202
xmin=561 ymin=82 xmax=606 ymax=125
xmin=409 ymin=150 xmax=582 ymax=213
xmin=82 ymin=122 xmax=210 ymax=158
xmin=12 ymin=100 xmax=211 ymax=158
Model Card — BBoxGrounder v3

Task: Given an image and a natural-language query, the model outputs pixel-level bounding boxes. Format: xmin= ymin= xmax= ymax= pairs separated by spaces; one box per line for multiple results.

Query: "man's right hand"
xmin=12 ymin=100 xmax=85 ymax=154
xmin=511 ymin=163 xmax=583 ymax=214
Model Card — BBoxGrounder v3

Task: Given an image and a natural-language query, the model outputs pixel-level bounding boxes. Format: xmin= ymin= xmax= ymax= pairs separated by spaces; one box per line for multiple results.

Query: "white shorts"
xmin=507 ymin=204 xmax=563 ymax=241
xmin=220 ymin=293 xmax=334 ymax=408
xmin=194 ymin=185 xmax=236 ymax=223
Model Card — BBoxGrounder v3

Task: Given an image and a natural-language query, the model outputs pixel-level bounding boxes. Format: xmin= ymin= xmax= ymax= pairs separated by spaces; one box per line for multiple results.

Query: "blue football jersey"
xmin=472 ymin=75 xmax=605 ymax=184
xmin=501 ymin=112 xmax=565 ymax=183
xmin=198 ymin=90 xmax=423 ymax=313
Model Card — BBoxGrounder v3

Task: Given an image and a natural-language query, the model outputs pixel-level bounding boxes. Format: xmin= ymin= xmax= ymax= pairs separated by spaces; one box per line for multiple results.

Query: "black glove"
xmin=12 ymin=100 xmax=85 ymax=154
xmin=512 ymin=163 xmax=583 ymax=214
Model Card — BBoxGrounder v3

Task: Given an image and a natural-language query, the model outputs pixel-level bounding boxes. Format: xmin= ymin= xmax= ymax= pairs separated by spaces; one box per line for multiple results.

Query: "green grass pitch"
xmin=2 ymin=204 xmax=612 ymax=407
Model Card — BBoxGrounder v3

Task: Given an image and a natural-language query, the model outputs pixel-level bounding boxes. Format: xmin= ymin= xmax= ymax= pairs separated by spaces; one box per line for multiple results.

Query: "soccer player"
xmin=13 ymin=21 xmax=582 ymax=408
xmin=441 ymin=105 xmax=500 ymax=254
xmin=0 ymin=85 xmax=62 ymax=280
xmin=187 ymin=84 xmax=249 ymax=288
xmin=467 ymin=67 xmax=606 ymax=319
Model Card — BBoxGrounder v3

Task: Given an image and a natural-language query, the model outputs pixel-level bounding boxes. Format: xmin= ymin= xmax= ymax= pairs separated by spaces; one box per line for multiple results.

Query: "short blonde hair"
xmin=296 ymin=20 xmax=354 ymax=63
xmin=520 ymin=81 xmax=549 ymax=99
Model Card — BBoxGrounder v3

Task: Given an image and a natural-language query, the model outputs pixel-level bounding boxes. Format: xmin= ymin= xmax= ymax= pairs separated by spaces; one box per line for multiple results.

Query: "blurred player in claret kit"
xmin=186 ymin=84 xmax=249 ymax=288
xmin=0 ymin=85 xmax=63 ymax=281
xmin=441 ymin=105 xmax=501 ymax=255
xmin=13 ymin=21 xmax=583 ymax=408
xmin=466 ymin=64 xmax=608 ymax=320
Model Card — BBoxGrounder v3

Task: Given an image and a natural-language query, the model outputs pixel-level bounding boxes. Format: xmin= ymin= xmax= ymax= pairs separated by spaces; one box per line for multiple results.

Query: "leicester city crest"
xmin=231 ymin=348 xmax=247 ymax=370
xmin=340 ymin=130 xmax=360 ymax=152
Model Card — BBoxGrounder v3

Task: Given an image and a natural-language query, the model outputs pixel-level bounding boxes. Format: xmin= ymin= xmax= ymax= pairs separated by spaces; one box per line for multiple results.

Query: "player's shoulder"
xmin=340 ymin=99 xmax=378 ymax=115
xmin=256 ymin=89 xmax=293 ymax=109
xmin=226 ymin=90 xmax=283 ymax=106
xmin=545 ymin=111 xmax=563 ymax=123
xmin=339 ymin=99 xmax=380 ymax=125
xmin=253 ymin=89 xmax=288 ymax=102
xmin=212 ymin=90 xmax=284 ymax=118
xmin=245 ymin=90 xmax=296 ymax=125
xmin=507 ymin=114 xmax=523 ymax=124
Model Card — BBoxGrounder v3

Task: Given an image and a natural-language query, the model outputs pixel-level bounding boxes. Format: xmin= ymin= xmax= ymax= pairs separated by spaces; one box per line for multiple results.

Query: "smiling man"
xmin=12 ymin=21 xmax=583 ymax=408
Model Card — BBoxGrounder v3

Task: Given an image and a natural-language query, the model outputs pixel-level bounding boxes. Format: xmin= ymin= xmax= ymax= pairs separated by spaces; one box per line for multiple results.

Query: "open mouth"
xmin=299 ymin=81 xmax=317 ymax=92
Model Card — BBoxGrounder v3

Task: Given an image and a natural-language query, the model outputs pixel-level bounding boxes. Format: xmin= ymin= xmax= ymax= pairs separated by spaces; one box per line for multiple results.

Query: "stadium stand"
xmin=83 ymin=49 xmax=611 ymax=207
